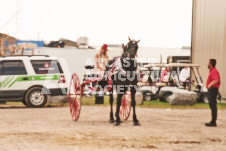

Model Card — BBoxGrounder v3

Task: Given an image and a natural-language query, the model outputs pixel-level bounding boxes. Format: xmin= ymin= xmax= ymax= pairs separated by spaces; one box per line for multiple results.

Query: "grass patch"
xmin=82 ymin=96 xmax=110 ymax=106
xmin=81 ymin=96 xmax=226 ymax=109
xmin=6 ymin=102 xmax=23 ymax=105
xmin=141 ymin=100 xmax=226 ymax=109
xmin=4 ymin=97 xmax=226 ymax=109
xmin=45 ymin=103 xmax=66 ymax=107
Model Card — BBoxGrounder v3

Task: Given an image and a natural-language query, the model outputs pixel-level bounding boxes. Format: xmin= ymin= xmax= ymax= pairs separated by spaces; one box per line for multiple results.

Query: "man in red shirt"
xmin=205 ymin=59 xmax=220 ymax=127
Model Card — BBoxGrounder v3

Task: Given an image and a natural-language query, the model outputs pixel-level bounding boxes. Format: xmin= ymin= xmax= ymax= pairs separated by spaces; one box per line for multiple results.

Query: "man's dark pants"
xmin=207 ymin=87 xmax=218 ymax=123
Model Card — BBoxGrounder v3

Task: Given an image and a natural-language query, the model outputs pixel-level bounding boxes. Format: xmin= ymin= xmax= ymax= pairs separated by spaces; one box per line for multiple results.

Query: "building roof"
xmin=0 ymin=33 xmax=17 ymax=40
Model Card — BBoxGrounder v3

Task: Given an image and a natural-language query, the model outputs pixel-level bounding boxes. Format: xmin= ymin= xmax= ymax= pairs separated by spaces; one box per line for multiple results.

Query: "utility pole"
xmin=16 ymin=0 xmax=18 ymax=38
xmin=0 ymin=8 xmax=22 ymax=32
xmin=38 ymin=31 xmax=40 ymax=41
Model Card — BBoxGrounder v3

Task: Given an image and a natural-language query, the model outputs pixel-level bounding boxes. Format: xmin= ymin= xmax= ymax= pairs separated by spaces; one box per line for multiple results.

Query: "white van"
xmin=0 ymin=55 xmax=67 ymax=107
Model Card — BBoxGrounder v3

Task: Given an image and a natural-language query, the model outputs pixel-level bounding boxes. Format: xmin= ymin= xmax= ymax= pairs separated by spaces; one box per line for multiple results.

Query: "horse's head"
xmin=122 ymin=37 xmax=140 ymax=59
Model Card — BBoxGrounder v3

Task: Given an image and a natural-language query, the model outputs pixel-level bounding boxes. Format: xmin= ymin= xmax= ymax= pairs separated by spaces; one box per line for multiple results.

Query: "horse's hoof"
xmin=133 ymin=121 xmax=141 ymax=126
xmin=114 ymin=121 xmax=121 ymax=126
xmin=109 ymin=119 xmax=115 ymax=123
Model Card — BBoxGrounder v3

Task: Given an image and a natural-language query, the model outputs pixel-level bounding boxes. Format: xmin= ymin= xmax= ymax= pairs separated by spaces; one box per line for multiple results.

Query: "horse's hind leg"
xmin=131 ymin=86 xmax=140 ymax=126
xmin=109 ymin=87 xmax=114 ymax=123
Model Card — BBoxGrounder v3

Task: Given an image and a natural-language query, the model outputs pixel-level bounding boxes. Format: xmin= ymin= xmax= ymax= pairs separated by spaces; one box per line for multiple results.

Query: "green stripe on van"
xmin=0 ymin=77 xmax=11 ymax=88
xmin=8 ymin=74 xmax=61 ymax=88
xmin=3 ymin=76 xmax=15 ymax=88
xmin=8 ymin=76 xmax=20 ymax=88
xmin=16 ymin=75 xmax=60 ymax=81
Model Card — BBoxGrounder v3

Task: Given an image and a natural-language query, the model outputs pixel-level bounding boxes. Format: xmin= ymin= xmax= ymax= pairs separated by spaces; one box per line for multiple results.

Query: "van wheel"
xmin=22 ymin=100 xmax=29 ymax=107
xmin=25 ymin=87 xmax=47 ymax=108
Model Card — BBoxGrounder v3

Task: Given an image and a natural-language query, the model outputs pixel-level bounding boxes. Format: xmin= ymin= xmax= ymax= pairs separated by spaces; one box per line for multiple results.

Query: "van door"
xmin=0 ymin=60 xmax=27 ymax=100
xmin=30 ymin=60 xmax=67 ymax=95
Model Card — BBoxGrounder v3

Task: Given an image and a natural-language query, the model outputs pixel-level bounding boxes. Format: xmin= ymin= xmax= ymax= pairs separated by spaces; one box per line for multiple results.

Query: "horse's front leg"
xmin=109 ymin=86 xmax=114 ymax=123
xmin=114 ymin=93 xmax=123 ymax=126
xmin=131 ymin=86 xmax=140 ymax=126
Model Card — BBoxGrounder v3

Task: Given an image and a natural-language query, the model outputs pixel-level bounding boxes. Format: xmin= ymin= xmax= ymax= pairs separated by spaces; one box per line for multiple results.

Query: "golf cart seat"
xmin=155 ymin=83 xmax=166 ymax=87
xmin=142 ymin=75 xmax=154 ymax=83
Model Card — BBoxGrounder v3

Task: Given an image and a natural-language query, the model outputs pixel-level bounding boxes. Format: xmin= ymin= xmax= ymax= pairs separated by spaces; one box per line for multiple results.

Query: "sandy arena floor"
xmin=0 ymin=105 xmax=226 ymax=151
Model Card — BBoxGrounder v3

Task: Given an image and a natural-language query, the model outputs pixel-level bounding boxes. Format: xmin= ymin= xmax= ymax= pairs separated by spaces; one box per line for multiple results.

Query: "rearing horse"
xmin=106 ymin=37 xmax=140 ymax=126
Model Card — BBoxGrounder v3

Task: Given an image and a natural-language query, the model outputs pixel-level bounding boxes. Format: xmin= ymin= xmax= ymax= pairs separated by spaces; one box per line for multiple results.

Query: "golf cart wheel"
xmin=217 ymin=92 xmax=222 ymax=102
xmin=196 ymin=93 xmax=204 ymax=103
xmin=119 ymin=92 xmax=131 ymax=121
xmin=143 ymin=92 xmax=152 ymax=101
xmin=25 ymin=87 xmax=47 ymax=108
xmin=68 ymin=73 xmax=82 ymax=121
xmin=160 ymin=92 xmax=172 ymax=102
xmin=202 ymin=95 xmax=208 ymax=103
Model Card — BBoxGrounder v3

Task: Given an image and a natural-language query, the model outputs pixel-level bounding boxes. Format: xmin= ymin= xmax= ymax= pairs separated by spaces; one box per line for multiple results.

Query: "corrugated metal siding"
xmin=192 ymin=0 xmax=226 ymax=97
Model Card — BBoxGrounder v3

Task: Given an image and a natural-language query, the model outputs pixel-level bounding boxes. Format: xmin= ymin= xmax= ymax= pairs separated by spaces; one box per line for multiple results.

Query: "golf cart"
xmin=159 ymin=63 xmax=221 ymax=104
xmin=138 ymin=63 xmax=168 ymax=101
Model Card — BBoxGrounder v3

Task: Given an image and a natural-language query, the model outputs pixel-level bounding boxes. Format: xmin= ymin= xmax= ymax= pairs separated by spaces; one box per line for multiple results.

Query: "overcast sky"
xmin=0 ymin=0 xmax=192 ymax=48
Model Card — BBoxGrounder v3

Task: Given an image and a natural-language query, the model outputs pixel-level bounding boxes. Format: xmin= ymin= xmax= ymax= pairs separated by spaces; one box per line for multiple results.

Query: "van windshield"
xmin=30 ymin=60 xmax=63 ymax=74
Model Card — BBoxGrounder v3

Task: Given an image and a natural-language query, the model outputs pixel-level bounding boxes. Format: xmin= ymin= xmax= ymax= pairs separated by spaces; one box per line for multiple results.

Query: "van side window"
xmin=30 ymin=60 xmax=63 ymax=74
xmin=0 ymin=60 xmax=27 ymax=75
xmin=0 ymin=61 xmax=2 ymax=75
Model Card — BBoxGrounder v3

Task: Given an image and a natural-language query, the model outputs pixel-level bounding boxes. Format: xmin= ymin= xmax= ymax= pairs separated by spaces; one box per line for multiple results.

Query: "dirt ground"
xmin=0 ymin=105 xmax=226 ymax=151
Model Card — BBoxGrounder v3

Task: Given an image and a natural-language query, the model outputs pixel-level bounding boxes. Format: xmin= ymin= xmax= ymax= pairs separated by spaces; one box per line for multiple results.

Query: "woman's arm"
xmin=95 ymin=54 xmax=105 ymax=70
xmin=105 ymin=56 xmax=109 ymax=64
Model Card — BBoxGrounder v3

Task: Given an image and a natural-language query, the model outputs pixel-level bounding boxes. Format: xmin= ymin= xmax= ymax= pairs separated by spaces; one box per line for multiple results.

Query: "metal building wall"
xmin=192 ymin=0 xmax=226 ymax=97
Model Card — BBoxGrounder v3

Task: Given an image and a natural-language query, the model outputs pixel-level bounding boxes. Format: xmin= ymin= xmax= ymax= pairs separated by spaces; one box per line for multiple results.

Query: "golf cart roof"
xmin=139 ymin=63 xmax=166 ymax=71
xmin=143 ymin=63 xmax=167 ymax=68
xmin=166 ymin=63 xmax=200 ymax=67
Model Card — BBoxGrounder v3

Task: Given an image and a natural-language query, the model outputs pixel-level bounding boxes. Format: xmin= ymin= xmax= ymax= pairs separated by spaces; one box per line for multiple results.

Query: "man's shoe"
xmin=205 ymin=122 xmax=217 ymax=127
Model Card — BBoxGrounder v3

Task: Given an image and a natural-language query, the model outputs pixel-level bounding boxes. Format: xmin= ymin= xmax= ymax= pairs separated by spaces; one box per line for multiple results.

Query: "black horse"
xmin=106 ymin=38 xmax=140 ymax=126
